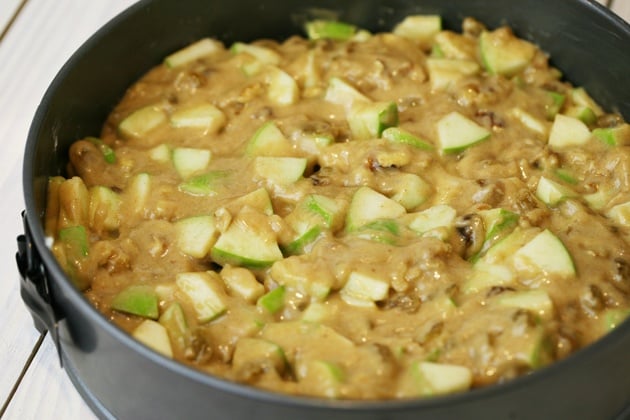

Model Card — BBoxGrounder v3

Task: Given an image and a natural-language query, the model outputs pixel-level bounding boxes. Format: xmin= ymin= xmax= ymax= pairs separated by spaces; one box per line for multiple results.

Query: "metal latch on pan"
xmin=15 ymin=210 xmax=63 ymax=366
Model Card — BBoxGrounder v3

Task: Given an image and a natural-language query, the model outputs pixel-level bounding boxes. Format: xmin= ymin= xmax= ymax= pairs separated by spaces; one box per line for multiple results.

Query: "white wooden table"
xmin=0 ymin=1 xmax=628 ymax=418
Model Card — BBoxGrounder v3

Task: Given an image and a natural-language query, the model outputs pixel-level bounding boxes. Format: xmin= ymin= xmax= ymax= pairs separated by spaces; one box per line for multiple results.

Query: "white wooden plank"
xmin=0 ymin=0 xmax=23 ymax=38
xmin=0 ymin=159 xmax=42 ymax=406
xmin=0 ymin=0 xmax=137 ymax=417
xmin=2 ymin=335 xmax=96 ymax=420
xmin=612 ymin=1 xmax=630 ymax=22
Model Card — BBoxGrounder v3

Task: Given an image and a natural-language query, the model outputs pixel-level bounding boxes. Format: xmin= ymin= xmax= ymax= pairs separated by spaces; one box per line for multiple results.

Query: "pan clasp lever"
xmin=16 ymin=210 xmax=63 ymax=367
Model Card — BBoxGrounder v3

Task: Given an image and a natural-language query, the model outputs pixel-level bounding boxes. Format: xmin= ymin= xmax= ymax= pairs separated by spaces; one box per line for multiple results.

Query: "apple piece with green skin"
xmin=57 ymin=225 xmax=90 ymax=290
xmin=584 ymin=188 xmax=613 ymax=211
xmin=348 ymin=101 xmax=399 ymax=139
xmin=496 ymin=289 xmax=555 ymax=321
xmin=570 ymin=87 xmax=604 ymax=116
xmin=463 ymin=261 xmax=515 ymax=294
xmin=554 ymin=168 xmax=579 ymax=185
xmin=270 ymin=256 xmax=334 ymax=301
xmin=158 ymin=302 xmax=189 ymax=354
xmin=174 ymin=215 xmax=219 ymax=258
xmin=535 ymin=176 xmax=577 ymax=206
xmin=85 ymin=137 xmax=116 ymax=164
xmin=111 ymin=285 xmax=159 ymax=320
xmin=425 ymin=58 xmax=480 ymax=91
xmin=324 ymin=76 xmax=370 ymax=109
xmin=433 ymin=31 xmax=476 ymax=60
xmin=353 ymin=219 xmax=402 ymax=245
xmin=232 ymin=337 xmax=287 ymax=377
xmin=257 ymin=286 xmax=286 ymax=314
xmin=283 ymin=194 xmax=346 ymax=254
xmin=392 ymin=15 xmax=441 ymax=48
xmin=305 ymin=20 xmax=357 ymax=41
xmin=436 ymin=111 xmax=491 ymax=154
xmin=225 ymin=187 xmax=274 ymax=216
xmin=544 ymin=91 xmax=566 ymax=120
xmin=593 ymin=124 xmax=630 ymax=147
xmin=148 ymin=143 xmax=171 ymax=163
xmin=118 ymin=104 xmax=167 ymax=139
xmin=602 ymin=308 xmax=630 ymax=331
xmin=172 ymin=147 xmax=212 ymax=179
xmin=178 ymin=170 xmax=231 ymax=196
xmin=176 ymin=271 xmax=227 ymax=323
xmin=388 ymin=172 xmax=433 ymax=211
xmin=254 ymin=157 xmax=307 ymax=184
xmin=246 ymin=121 xmax=293 ymax=157
xmin=406 ymin=204 xmax=457 ymax=239
xmin=382 ymin=127 xmax=434 ymax=150
xmin=211 ymin=208 xmax=283 ymax=269
xmin=265 ymin=66 xmax=299 ymax=106
xmin=607 ymin=201 xmax=630 ymax=227
xmin=164 ymin=38 xmax=222 ymax=68
xmin=170 ymin=103 xmax=226 ymax=133
xmin=564 ymin=106 xmax=597 ymax=126
xmin=230 ymin=42 xmax=281 ymax=77
xmin=509 ymin=108 xmax=547 ymax=136
xmin=345 ymin=186 xmax=406 ymax=232
xmin=399 ymin=361 xmax=472 ymax=397
xmin=469 ymin=207 xmax=519 ymax=262
xmin=548 ymin=114 xmax=591 ymax=149
xmin=132 ymin=320 xmax=173 ymax=358
xmin=340 ymin=271 xmax=389 ymax=308
xmin=124 ymin=172 xmax=151 ymax=216
xmin=299 ymin=360 xmax=345 ymax=398
xmin=230 ymin=42 xmax=280 ymax=66
xmin=479 ymin=27 xmax=536 ymax=77
xmin=512 ymin=229 xmax=576 ymax=278
xmin=88 ymin=186 xmax=121 ymax=232
xmin=220 ymin=265 xmax=265 ymax=303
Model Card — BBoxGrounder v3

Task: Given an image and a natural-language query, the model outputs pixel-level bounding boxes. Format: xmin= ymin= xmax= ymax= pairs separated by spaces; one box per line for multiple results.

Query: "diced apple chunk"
xmin=340 ymin=271 xmax=389 ymax=307
xmin=426 ymin=58 xmax=480 ymax=91
xmin=535 ymin=176 xmax=577 ymax=206
xmin=392 ymin=15 xmax=441 ymax=48
xmin=305 ymin=20 xmax=357 ymax=41
xmin=400 ymin=361 xmax=472 ymax=397
xmin=172 ymin=147 xmax=212 ymax=179
xmin=346 ymin=186 xmax=406 ymax=231
xmin=118 ymin=104 xmax=166 ymax=139
xmin=436 ymin=111 xmax=490 ymax=154
xmin=407 ymin=204 xmax=457 ymax=238
xmin=479 ymin=28 xmax=536 ymax=77
xmin=548 ymin=114 xmax=591 ymax=149
xmin=176 ymin=271 xmax=227 ymax=323
xmin=497 ymin=289 xmax=554 ymax=321
xmin=246 ymin=121 xmax=293 ymax=157
xmin=164 ymin=38 xmax=222 ymax=68
xmin=211 ymin=209 xmax=283 ymax=269
xmin=254 ymin=157 xmax=307 ymax=184
xmin=324 ymin=77 xmax=370 ymax=109
xmin=607 ymin=201 xmax=630 ymax=227
xmin=132 ymin=320 xmax=173 ymax=358
xmin=174 ymin=215 xmax=219 ymax=258
xmin=265 ymin=66 xmax=299 ymax=106
xmin=512 ymin=229 xmax=576 ymax=278
xmin=221 ymin=265 xmax=265 ymax=302
xmin=348 ymin=101 xmax=399 ymax=140
xmin=170 ymin=103 xmax=226 ymax=133
xmin=232 ymin=338 xmax=287 ymax=376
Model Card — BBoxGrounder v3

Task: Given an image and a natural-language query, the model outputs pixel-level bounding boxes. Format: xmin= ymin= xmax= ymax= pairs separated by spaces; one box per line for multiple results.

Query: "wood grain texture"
xmin=0 ymin=1 xmax=137 ymax=418
xmin=0 ymin=0 xmax=24 ymax=39
xmin=612 ymin=0 xmax=630 ymax=21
